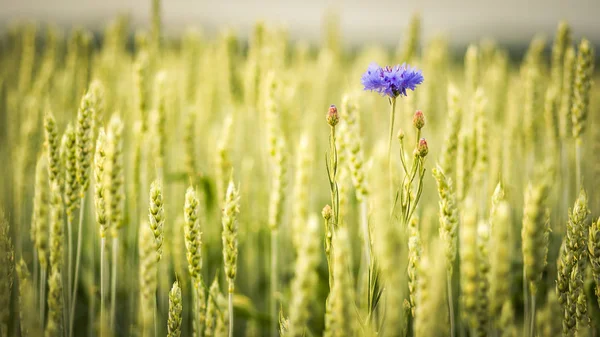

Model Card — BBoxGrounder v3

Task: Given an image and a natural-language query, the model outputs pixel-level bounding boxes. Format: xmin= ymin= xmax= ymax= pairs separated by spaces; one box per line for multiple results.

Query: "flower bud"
xmin=413 ymin=110 xmax=425 ymax=129
xmin=322 ymin=204 xmax=333 ymax=220
xmin=397 ymin=129 xmax=405 ymax=140
xmin=417 ymin=138 xmax=428 ymax=157
xmin=326 ymin=105 xmax=339 ymax=127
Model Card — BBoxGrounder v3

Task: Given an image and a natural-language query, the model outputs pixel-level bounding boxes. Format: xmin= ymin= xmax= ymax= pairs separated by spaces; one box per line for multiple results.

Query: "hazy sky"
xmin=1 ymin=0 xmax=599 ymax=47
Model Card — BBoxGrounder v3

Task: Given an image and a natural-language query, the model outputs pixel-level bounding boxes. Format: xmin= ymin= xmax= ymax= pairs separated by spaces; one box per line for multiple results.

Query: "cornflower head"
xmin=360 ymin=62 xmax=424 ymax=98
xmin=149 ymin=179 xmax=165 ymax=262
xmin=32 ymin=153 xmax=49 ymax=270
xmin=94 ymin=129 xmax=109 ymax=238
xmin=559 ymin=46 xmax=576 ymax=139
xmin=106 ymin=114 xmax=124 ymax=236
xmin=571 ymin=38 xmax=595 ymax=140
xmin=44 ymin=109 xmax=62 ymax=186
xmin=62 ymin=123 xmax=79 ymax=220
xmin=0 ymin=210 xmax=13 ymax=337
xmin=222 ymin=178 xmax=240 ymax=293
xmin=75 ymin=89 xmax=96 ymax=196
xmin=184 ymin=186 xmax=202 ymax=282
xmin=432 ymin=166 xmax=459 ymax=274
xmin=167 ymin=280 xmax=183 ymax=337
xmin=287 ymin=215 xmax=320 ymax=337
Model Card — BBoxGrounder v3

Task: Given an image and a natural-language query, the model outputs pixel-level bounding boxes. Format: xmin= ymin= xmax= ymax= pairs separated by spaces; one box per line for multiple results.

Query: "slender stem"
xmin=576 ymin=138 xmax=582 ymax=191
xmin=228 ymin=291 xmax=234 ymax=337
xmin=67 ymin=215 xmax=73 ymax=317
xmin=33 ymin=250 xmax=39 ymax=309
xmin=529 ymin=292 xmax=536 ymax=337
xmin=447 ymin=272 xmax=455 ymax=337
xmin=100 ymin=238 xmax=105 ymax=337
xmin=388 ymin=98 xmax=397 ymax=200
xmin=358 ymin=200 xmax=370 ymax=316
xmin=193 ymin=282 xmax=200 ymax=336
xmin=40 ymin=266 xmax=47 ymax=327
xmin=153 ymin=295 xmax=158 ymax=337
xmin=271 ymin=229 xmax=278 ymax=337
xmin=360 ymin=200 xmax=371 ymax=267
xmin=111 ymin=236 xmax=118 ymax=331
xmin=560 ymin=142 xmax=569 ymax=228
xmin=523 ymin=268 xmax=529 ymax=337
xmin=69 ymin=196 xmax=86 ymax=337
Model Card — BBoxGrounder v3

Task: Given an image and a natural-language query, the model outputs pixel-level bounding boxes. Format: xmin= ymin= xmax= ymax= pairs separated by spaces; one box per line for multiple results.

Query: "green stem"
xmin=100 ymin=238 xmax=105 ymax=337
xmin=40 ymin=266 xmax=47 ymax=327
xmin=360 ymin=200 xmax=371 ymax=268
xmin=576 ymin=138 xmax=582 ymax=191
xmin=229 ymin=290 xmax=234 ymax=337
xmin=111 ymin=236 xmax=118 ymax=330
xmin=529 ymin=291 xmax=536 ymax=337
xmin=67 ymin=215 xmax=73 ymax=318
xmin=388 ymin=98 xmax=397 ymax=199
xmin=271 ymin=229 xmax=278 ymax=337
xmin=69 ymin=196 xmax=86 ymax=337
xmin=447 ymin=272 xmax=455 ymax=337
xmin=523 ymin=268 xmax=529 ymax=337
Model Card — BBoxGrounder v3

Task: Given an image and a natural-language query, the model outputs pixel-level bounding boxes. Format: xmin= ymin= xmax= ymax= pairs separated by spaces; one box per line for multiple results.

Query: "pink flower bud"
xmin=322 ymin=204 xmax=333 ymax=220
xmin=413 ymin=110 xmax=425 ymax=129
xmin=326 ymin=105 xmax=339 ymax=127
xmin=417 ymin=138 xmax=428 ymax=157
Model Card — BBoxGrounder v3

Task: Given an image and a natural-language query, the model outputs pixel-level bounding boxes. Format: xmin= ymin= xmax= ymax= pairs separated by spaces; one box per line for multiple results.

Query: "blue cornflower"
xmin=361 ymin=62 xmax=424 ymax=98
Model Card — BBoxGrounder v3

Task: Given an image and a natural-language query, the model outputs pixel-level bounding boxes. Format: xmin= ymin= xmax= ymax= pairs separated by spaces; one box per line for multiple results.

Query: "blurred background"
xmin=1 ymin=0 xmax=599 ymax=49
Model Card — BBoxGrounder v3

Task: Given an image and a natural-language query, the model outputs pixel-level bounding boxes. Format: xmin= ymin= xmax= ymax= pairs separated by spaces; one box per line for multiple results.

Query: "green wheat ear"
xmin=167 ymin=280 xmax=183 ymax=337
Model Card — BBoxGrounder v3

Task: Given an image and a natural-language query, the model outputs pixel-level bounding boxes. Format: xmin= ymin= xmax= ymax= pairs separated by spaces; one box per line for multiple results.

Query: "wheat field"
xmin=0 ymin=1 xmax=599 ymax=337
